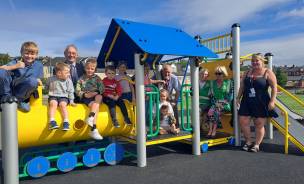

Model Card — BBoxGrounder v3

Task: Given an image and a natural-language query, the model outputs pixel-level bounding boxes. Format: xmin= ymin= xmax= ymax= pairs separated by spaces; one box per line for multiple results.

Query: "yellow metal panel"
xmin=200 ymin=59 xmax=233 ymax=80
xmin=18 ymin=87 xmax=134 ymax=148
xmin=146 ymin=135 xmax=193 ymax=146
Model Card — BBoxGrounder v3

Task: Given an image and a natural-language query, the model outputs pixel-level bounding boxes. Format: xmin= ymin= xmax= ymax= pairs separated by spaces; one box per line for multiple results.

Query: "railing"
xmin=145 ymin=85 xmax=160 ymax=138
xmin=180 ymin=84 xmax=192 ymax=131
xmin=277 ymin=85 xmax=304 ymax=117
xmin=200 ymin=33 xmax=231 ymax=54
xmin=272 ymin=102 xmax=289 ymax=154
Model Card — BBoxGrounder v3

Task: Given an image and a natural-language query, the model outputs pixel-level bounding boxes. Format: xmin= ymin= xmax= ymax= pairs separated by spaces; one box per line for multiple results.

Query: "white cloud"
xmin=276 ymin=7 xmax=304 ymax=19
xmin=241 ymin=33 xmax=304 ymax=66
xmin=0 ymin=9 xmax=109 ymax=56
xmin=144 ymin=0 xmax=291 ymax=34
xmin=94 ymin=39 xmax=104 ymax=45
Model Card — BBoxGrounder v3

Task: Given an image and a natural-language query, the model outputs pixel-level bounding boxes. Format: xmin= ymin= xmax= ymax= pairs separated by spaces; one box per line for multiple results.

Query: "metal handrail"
xmin=277 ymin=85 xmax=304 ymax=107
xmin=180 ymin=84 xmax=192 ymax=131
xmin=273 ymin=101 xmax=289 ymax=154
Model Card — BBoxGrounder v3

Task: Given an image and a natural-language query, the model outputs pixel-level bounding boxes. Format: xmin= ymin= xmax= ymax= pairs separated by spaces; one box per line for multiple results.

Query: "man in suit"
xmin=64 ymin=44 xmax=85 ymax=87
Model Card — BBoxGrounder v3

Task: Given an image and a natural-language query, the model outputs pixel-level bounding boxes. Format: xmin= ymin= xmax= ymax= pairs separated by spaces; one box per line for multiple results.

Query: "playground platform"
xmin=1 ymin=129 xmax=302 ymax=184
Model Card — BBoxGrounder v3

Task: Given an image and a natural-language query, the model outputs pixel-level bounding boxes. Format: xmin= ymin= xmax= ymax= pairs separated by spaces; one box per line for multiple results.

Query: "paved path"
xmin=0 ymin=130 xmax=302 ymax=184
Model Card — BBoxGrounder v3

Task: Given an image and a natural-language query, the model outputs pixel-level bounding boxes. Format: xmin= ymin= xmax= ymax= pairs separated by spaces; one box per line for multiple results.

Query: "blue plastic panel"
xmin=26 ymin=156 xmax=50 ymax=178
xmin=201 ymin=143 xmax=209 ymax=153
xmin=82 ymin=148 xmax=101 ymax=167
xmin=57 ymin=152 xmax=77 ymax=172
xmin=104 ymin=143 xmax=124 ymax=165
xmin=97 ymin=18 xmax=217 ymax=69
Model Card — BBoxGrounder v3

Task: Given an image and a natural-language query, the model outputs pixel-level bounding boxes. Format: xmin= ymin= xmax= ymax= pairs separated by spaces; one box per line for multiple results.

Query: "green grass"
xmin=277 ymin=93 xmax=304 ymax=116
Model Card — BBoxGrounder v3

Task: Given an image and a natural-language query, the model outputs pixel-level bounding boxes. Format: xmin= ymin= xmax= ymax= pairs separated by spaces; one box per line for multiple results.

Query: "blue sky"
xmin=0 ymin=0 xmax=304 ymax=66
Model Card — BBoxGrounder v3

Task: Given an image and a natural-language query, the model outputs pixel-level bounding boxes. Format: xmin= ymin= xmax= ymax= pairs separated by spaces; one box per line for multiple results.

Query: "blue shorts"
xmin=80 ymin=97 xmax=96 ymax=106
xmin=48 ymin=96 xmax=69 ymax=104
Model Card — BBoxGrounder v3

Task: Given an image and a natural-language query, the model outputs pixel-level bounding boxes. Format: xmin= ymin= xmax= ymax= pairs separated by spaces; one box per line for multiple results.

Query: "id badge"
xmin=249 ymin=88 xmax=256 ymax=98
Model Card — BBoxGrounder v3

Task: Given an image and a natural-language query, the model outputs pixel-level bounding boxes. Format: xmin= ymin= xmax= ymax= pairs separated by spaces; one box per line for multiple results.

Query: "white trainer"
xmin=89 ymin=129 xmax=103 ymax=140
xmin=86 ymin=116 xmax=94 ymax=127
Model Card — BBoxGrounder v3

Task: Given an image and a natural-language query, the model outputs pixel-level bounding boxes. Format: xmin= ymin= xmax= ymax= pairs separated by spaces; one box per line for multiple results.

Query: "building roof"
xmin=97 ymin=18 xmax=217 ymax=69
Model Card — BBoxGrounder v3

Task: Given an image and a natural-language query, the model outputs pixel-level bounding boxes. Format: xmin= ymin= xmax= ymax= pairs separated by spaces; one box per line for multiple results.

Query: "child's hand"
xmin=37 ymin=79 xmax=43 ymax=86
xmin=85 ymin=92 xmax=97 ymax=98
xmin=0 ymin=65 xmax=9 ymax=70
xmin=16 ymin=61 xmax=25 ymax=69
xmin=159 ymin=80 xmax=166 ymax=84
xmin=113 ymin=95 xmax=119 ymax=100
xmin=70 ymin=102 xmax=77 ymax=107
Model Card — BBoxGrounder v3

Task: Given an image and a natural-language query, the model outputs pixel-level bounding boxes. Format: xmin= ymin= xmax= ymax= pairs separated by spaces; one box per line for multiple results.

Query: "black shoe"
xmin=242 ymin=143 xmax=253 ymax=151
xmin=113 ymin=120 xmax=120 ymax=128
xmin=125 ymin=118 xmax=132 ymax=125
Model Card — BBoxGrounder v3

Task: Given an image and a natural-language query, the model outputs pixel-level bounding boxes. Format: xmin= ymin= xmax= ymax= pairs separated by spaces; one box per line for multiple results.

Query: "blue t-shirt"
xmin=7 ymin=60 xmax=43 ymax=79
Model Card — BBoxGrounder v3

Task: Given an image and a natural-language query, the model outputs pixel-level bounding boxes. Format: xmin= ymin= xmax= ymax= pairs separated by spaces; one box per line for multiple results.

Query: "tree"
xmin=275 ymin=68 xmax=287 ymax=86
xmin=0 ymin=53 xmax=11 ymax=65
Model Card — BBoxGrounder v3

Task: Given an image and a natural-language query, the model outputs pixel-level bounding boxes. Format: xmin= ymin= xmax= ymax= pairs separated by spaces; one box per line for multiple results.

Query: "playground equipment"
xmin=2 ymin=17 xmax=302 ymax=184
xmin=96 ymin=18 xmax=219 ymax=167
xmin=1 ymin=87 xmax=135 ymax=180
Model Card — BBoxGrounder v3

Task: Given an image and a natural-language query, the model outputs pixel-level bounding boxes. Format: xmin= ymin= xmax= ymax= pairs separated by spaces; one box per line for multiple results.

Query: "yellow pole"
xmin=104 ymin=26 xmax=121 ymax=62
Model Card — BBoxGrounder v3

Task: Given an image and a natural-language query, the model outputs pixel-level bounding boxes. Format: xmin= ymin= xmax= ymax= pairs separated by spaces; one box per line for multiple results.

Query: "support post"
xmin=190 ymin=57 xmax=201 ymax=155
xmin=1 ymin=96 xmax=19 ymax=184
xmin=135 ymin=53 xmax=147 ymax=167
xmin=232 ymin=23 xmax=241 ymax=146
xmin=265 ymin=53 xmax=274 ymax=139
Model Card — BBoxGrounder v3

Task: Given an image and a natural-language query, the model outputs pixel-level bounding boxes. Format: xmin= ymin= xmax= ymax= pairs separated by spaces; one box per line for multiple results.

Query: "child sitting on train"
xmin=0 ymin=41 xmax=43 ymax=112
xmin=46 ymin=62 xmax=76 ymax=131
xmin=159 ymin=105 xmax=180 ymax=135
xmin=103 ymin=65 xmax=132 ymax=128
xmin=76 ymin=58 xmax=104 ymax=140
xmin=114 ymin=61 xmax=135 ymax=103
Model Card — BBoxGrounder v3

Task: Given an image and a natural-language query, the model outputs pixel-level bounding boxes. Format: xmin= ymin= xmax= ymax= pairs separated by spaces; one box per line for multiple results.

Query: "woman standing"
xmin=237 ymin=53 xmax=278 ymax=152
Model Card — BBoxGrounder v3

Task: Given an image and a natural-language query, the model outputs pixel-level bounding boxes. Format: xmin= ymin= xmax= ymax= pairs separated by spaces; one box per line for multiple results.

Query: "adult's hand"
xmin=268 ymin=100 xmax=275 ymax=110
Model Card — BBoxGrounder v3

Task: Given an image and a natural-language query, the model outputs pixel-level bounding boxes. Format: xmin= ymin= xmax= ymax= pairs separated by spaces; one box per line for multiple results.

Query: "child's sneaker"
xmin=124 ymin=118 xmax=132 ymax=125
xmin=62 ymin=122 xmax=70 ymax=131
xmin=49 ymin=120 xmax=59 ymax=130
xmin=18 ymin=102 xmax=30 ymax=112
xmin=86 ymin=116 xmax=94 ymax=127
xmin=113 ymin=120 xmax=120 ymax=128
xmin=89 ymin=129 xmax=103 ymax=140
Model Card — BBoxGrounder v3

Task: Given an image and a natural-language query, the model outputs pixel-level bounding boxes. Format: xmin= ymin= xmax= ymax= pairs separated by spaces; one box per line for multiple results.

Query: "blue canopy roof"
xmin=97 ymin=18 xmax=217 ymax=69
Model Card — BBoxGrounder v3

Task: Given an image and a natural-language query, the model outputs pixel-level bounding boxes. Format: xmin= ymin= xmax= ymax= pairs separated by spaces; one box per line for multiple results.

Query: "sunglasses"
xmin=215 ymin=72 xmax=223 ymax=75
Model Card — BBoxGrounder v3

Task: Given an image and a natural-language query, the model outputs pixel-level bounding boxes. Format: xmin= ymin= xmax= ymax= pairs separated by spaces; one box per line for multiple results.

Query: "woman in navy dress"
xmin=237 ymin=53 xmax=278 ymax=152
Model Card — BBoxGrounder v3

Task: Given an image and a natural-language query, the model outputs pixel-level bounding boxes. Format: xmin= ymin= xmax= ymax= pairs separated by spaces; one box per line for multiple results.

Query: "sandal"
xmin=250 ymin=145 xmax=260 ymax=153
xmin=242 ymin=143 xmax=253 ymax=151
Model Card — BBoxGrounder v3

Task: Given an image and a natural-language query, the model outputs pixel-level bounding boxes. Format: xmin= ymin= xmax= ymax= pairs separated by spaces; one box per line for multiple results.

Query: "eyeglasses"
xmin=215 ymin=72 xmax=223 ymax=75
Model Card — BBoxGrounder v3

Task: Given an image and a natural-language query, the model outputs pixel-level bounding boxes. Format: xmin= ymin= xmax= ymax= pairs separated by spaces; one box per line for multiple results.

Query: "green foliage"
xmin=41 ymin=78 xmax=48 ymax=95
xmin=275 ymin=68 xmax=287 ymax=86
xmin=0 ymin=53 xmax=11 ymax=65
